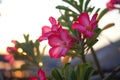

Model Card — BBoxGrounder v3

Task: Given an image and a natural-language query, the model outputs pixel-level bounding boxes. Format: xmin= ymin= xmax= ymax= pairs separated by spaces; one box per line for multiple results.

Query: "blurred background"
xmin=0 ymin=0 xmax=120 ymax=80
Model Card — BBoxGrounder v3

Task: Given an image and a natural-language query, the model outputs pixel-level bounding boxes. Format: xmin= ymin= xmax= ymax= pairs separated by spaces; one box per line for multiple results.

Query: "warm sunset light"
xmin=0 ymin=0 xmax=120 ymax=80
xmin=0 ymin=0 xmax=120 ymax=55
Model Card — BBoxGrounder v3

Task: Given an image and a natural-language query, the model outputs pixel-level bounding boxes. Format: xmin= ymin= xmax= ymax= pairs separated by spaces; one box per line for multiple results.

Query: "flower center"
xmin=63 ymin=42 xmax=67 ymax=47
xmin=86 ymin=25 xmax=91 ymax=31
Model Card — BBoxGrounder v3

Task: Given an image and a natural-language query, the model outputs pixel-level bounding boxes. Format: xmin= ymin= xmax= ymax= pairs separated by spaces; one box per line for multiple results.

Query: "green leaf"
xmin=14 ymin=54 xmax=28 ymax=60
xmin=84 ymin=65 xmax=94 ymax=80
xmin=97 ymin=8 xmax=108 ymax=21
xmin=95 ymin=8 xmax=100 ymax=14
xmin=102 ymin=23 xmax=115 ymax=31
xmin=79 ymin=0 xmax=84 ymax=12
xmin=84 ymin=0 xmax=90 ymax=11
xmin=86 ymin=7 xmax=95 ymax=13
xmin=76 ymin=64 xmax=94 ymax=80
xmin=63 ymin=63 xmax=76 ymax=80
xmin=62 ymin=0 xmax=81 ymax=13
xmin=23 ymin=34 xmax=29 ymax=43
xmin=56 ymin=5 xmax=77 ymax=14
xmin=52 ymin=68 xmax=63 ymax=80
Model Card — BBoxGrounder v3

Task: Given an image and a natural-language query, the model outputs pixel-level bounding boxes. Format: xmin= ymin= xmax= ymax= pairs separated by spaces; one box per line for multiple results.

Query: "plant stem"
xmin=91 ymin=47 xmax=104 ymax=79
xmin=103 ymin=66 xmax=120 ymax=80
xmin=81 ymin=52 xmax=86 ymax=64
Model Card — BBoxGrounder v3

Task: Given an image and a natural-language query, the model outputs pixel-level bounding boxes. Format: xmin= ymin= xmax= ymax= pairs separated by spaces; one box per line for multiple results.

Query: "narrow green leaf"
xmin=56 ymin=5 xmax=77 ymax=14
xmin=84 ymin=0 xmax=90 ymax=11
xmin=95 ymin=8 xmax=100 ymax=14
xmin=63 ymin=63 xmax=76 ymax=80
xmin=84 ymin=66 xmax=94 ymax=80
xmin=79 ymin=0 xmax=84 ymax=12
xmin=52 ymin=68 xmax=63 ymax=80
xmin=62 ymin=0 xmax=80 ymax=12
xmin=102 ymin=23 xmax=115 ymax=31
xmin=76 ymin=64 xmax=94 ymax=80
xmin=86 ymin=7 xmax=95 ymax=13
xmin=97 ymin=8 xmax=108 ymax=21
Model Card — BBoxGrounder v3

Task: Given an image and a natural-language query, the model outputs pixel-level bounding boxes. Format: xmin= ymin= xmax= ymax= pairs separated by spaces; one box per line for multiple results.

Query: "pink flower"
xmin=4 ymin=54 xmax=14 ymax=64
xmin=7 ymin=40 xmax=18 ymax=53
xmin=72 ymin=12 xmax=98 ymax=38
xmin=38 ymin=68 xmax=47 ymax=80
xmin=29 ymin=77 xmax=38 ymax=80
xmin=38 ymin=16 xmax=61 ymax=41
xmin=106 ymin=0 xmax=120 ymax=10
xmin=7 ymin=47 xmax=18 ymax=53
xmin=48 ymin=28 xmax=75 ymax=58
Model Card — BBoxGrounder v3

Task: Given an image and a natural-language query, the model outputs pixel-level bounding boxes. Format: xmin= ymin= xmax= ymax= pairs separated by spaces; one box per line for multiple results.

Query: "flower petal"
xmin=49 ymin=16 xmax=57 ymax=26
xmin=58 ymin=28 xmax=71 ymax=42
xmin=90 ymin=14 xmax=98 ymax=24
xmin=85 ymin=31 xmax=94 ymax=38
xmin=72 ymin=22 xmax=86 ymax=33
xmin=42 ymin=26 xmax=51 ymax=34
xmin=38 ymin=68 xmax=46 ymax=80
xmin=49 ymin=16 xmax=61 ymax=31
xmin=4 ymin=54 xmax=14 ymax=64
xmin=29 ymin=77 xmax=38 ymax=80
xmin=49 ymin=46 xmax=68 ymax=58
xmin=38 ymin=26 xmax=52 ymax=41
xmin=78 ymin=12 xmax=90 ymax=26
xmin=48 ymin=35 xmax=63 ymax=47
xmin=39 ymin=32 xmax=53 ymax=41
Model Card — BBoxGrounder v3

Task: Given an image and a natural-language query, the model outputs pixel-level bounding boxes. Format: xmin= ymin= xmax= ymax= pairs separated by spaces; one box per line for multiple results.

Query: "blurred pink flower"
xmin=106 ymin=0 xmax=120 ymax=10
xmin=48 ymin=28 xmax=75 ymax=58
xmin=29 ymin=77 xmax=38 ymax=80
xmin=29 ymin=69 xmax=46 ymax=80
xmin=38 ymin=16 xmax=61 ymax=41
xmin=4 ymin=40 xmax=18 ymax=64
xmin=7 ymin=47 xmax=18 ymax=53
xmin=72 ymin=12 xmax=98 ymax=38
xmin=38 ymin=68 xmax=47 ymax=80
xmin=7 ymin=40 xmax=18 ymax=53
xmin=4 ymin=54 xmax=14 ymax=64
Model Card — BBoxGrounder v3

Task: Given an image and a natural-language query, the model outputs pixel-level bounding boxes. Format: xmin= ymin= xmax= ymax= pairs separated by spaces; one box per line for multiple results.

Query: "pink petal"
xmin=85 ymin=31 xmax=94 ymax=38
xmin=49 ymin=16 xmax=57 ymax=26
xmin=78 ymin=12 xmax=90 ymax=26
xmin=38 ymin=68 xmax=46 ymax=80
xmin=49 ymin=46 xmax=68 ymax=58
xmin=58 ymin=28 xmax=70 ymax=42
xmin=72 ymin=22 xmax=86 ymax=33
xmin=38 ymin=26 xmax=52 ymax=41
xmin=48 ymin=35 xmax=63 ymax=47
xmin=29 ymin=77 xmax=38 ymax=80
xmin=90 ymin=21 xmax=98 ymax=31
xmin=39 ymin=32 xmax=53 ymax=41
xmin=106 ymin=1 xmax=115 ymax=10
xmin=42 ymin=26 xmax=51 ymax=34
xmin=90 ymin=14 xmax=98 ymax=24
xmin=7 ymin=47 xmax=17 ymax=53
xmin=4 ymin=54 xmax=14 ymax=64
xmin=49 ymin=16 xmax=61 ymax=31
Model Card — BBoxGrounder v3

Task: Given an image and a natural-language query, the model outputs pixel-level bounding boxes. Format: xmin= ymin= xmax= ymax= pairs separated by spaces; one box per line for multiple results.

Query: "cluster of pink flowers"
xmin=37 ymin=12 xmax=98 ymax=80
xmin=106 ymin=0 xmax=120 ymax=10
xmin=39 ymin=17 xmax=75 ymax=58
xmin=3 ymin=12 xmax=98 ymax=80
xmin=39 ymin=12 xmax=98 ymax=58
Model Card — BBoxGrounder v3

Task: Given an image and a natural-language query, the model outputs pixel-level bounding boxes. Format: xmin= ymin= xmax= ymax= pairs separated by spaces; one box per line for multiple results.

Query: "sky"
xmin=0 ymin=0 xmax=120 ymax=54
